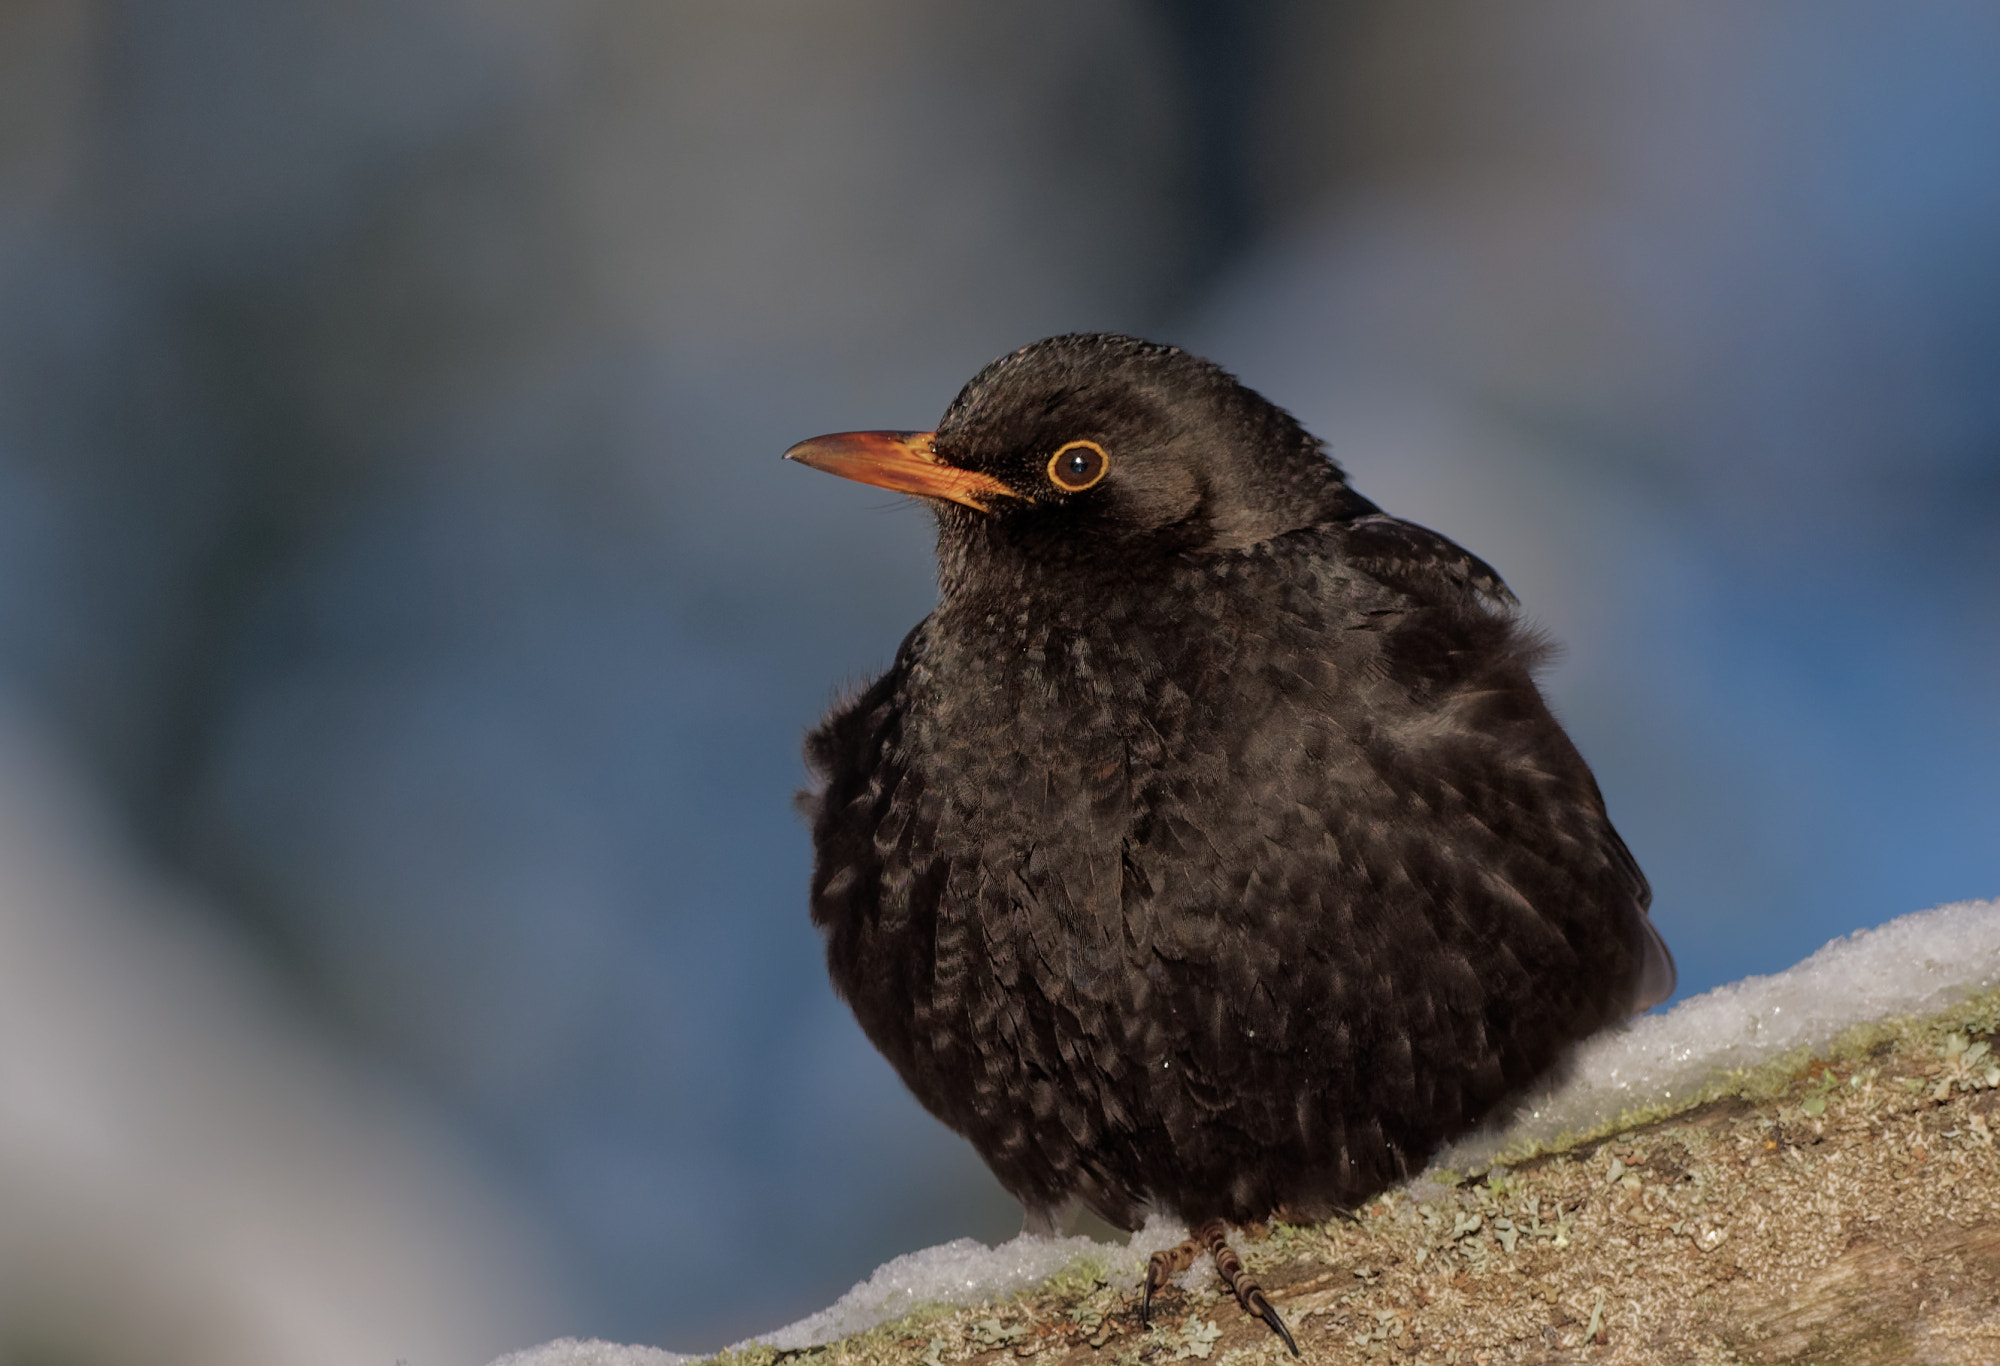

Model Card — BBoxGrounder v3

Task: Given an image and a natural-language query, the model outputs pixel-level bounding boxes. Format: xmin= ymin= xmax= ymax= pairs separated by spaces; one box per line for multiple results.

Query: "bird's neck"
xmin=933 ymin=515 xmax=1178 ymax=617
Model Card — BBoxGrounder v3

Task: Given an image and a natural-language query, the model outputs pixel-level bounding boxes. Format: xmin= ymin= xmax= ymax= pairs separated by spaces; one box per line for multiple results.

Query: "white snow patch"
xmin=738 ymin=1222 xmax=1158 ymax=1353
xmin=490 ymin=1339 xmax=697 ymax=1366
xmin=491 ymin=896 xmax=2000 ymax=1365
xmin=1444 ymin=895 xmax=2000 ymax=1165
xmin=487 ymin=1217 xmax=1187 ymax=1366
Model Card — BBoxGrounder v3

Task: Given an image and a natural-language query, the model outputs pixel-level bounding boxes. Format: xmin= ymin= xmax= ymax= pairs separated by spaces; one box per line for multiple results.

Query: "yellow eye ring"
xmin=1047 ymin=439 xmax=1110 ymax=492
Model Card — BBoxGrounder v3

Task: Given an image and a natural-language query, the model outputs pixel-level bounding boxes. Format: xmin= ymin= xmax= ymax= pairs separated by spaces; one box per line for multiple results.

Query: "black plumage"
xmin=787 ymin=334 xmax=1673 ymax=1346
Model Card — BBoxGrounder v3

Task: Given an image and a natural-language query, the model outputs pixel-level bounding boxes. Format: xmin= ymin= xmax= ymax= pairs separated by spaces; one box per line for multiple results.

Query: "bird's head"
xmin=784 ymin=334 xmax=1365 ymax=574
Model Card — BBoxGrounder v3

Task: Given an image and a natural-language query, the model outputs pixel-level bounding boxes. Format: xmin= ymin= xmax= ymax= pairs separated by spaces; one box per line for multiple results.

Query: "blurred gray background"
xmin=2 ymin=1 xmax=1996 ymax=1361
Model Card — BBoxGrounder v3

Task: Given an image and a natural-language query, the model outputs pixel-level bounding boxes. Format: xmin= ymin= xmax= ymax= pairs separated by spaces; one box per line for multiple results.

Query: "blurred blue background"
xmin=1 ymin=2 xmax=1996 ymax=1361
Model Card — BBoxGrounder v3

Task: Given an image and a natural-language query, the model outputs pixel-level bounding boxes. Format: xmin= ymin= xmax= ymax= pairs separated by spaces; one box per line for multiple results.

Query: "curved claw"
xmin=1247 ymin=1290 xmax=1300 ymax=1357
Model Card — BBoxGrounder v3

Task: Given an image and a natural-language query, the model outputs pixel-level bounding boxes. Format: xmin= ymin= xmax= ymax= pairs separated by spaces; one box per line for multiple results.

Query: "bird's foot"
xmin=1141 ymin=1220 xmax=1298 ymax=1357
xmin=1201 ymin=1219 xmax=1300 ymax=1357
xmin=1140 ymin=1235 xmax=1201 ymax=1327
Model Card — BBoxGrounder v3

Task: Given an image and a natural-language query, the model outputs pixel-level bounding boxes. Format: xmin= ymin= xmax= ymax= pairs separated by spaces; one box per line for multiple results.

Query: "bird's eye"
xmin=1046 ymin=440 xmax=1109 ymax=492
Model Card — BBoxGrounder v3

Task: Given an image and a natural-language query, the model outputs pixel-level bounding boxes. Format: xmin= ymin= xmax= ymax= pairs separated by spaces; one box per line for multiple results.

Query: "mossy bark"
xmin=714 ymin=992 xmax=2000 ymax=1365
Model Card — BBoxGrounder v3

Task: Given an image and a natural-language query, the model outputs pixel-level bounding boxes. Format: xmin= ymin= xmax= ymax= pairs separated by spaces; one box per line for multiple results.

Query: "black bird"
xmin=787 ymin=334 xmax=1674 ymax=1353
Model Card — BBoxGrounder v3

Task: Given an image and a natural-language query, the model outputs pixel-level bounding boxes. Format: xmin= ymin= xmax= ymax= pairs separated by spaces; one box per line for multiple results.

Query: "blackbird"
xmin=787 ymin=334 xmax=1674 ymax=1353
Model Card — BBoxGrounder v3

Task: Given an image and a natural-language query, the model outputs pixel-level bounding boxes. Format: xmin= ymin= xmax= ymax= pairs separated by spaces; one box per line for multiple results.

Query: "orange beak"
xmin=782 ymin=430 xmax=1021 ymax=513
